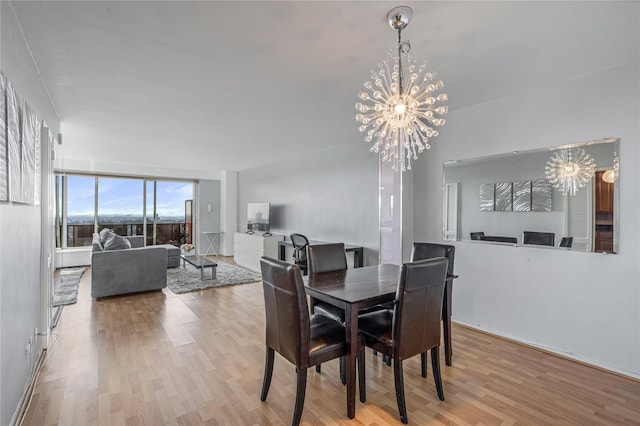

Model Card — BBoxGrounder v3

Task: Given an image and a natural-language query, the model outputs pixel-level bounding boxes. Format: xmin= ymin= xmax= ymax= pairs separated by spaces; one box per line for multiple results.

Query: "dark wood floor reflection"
xmin=24 ymin=257 xmax=640 ymax=425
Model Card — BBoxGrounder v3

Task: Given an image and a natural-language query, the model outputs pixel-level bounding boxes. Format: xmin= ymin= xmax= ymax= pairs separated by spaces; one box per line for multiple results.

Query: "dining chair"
xmin=523 ymin=231 xmax=555 ymax=246
xmin=306 ymin=243 xmax=348 ymax=380
xmin=259 ymin=256 xmax=346 ymax=426
xmin=411 ymin=242 xmax=456 ymax=370
xmin=470 ymin=231 xmax=485 ymax=240
xmin=357 ymin=257 xmax=449 ymax=424
xmin=411 ymin=242 xmax=455 ymax=277
xmin=559 ymin=236 xmax=573 ymax=248
xmin=290 ymin=233 xmax=310 ymax=275
xmin=307 ymin=243 xmax=348 ymax=322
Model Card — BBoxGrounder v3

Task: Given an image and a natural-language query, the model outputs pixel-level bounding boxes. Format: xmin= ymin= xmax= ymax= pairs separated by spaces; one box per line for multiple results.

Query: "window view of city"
xmin=57 ymin=175 xmax=194 ymax=248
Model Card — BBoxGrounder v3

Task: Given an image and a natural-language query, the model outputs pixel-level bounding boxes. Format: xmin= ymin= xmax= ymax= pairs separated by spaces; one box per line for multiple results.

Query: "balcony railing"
xmin=61 ymin=222 xmax=191 ymax=248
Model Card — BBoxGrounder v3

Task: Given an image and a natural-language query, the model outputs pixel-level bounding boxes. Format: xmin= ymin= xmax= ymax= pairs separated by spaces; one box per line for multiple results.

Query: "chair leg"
xmin=315 ymin=364 xmax=321 ymax=373
xmin=431 ymin=347 xmax=445 ymax=401
xmin=383 ymin=355 xmax=391 ymax=366
xmin=357 ymin=339 xmax=366 ymax=402
xmin=340 ymin=357 xmax=346 ymax=385
xmin=421 ymin=352 xmax=427 ymax=378
xmin=292 ymin=367 xmax=308 ymax=426
xmin=393 ymin=358 xmax=408 ymax=424
xmin=260 ymin=347 xmax=275 ymax=401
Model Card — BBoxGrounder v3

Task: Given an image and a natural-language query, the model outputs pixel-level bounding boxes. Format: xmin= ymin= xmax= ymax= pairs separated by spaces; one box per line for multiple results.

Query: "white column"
xmin=220 ymin=171 xmax=238 ymax=256
xmin=379 ymin=158 xmax=414 ymax=265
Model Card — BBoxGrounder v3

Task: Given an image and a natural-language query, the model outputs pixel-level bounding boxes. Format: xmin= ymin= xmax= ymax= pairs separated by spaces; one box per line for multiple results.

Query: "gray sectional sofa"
xmin=91 ymin=232 xmax=169 ymax=299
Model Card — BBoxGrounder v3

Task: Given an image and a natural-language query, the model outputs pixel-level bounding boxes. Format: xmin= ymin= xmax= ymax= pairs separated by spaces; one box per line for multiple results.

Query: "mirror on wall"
xmin=443 ymin=138 xmax=619 ymax=253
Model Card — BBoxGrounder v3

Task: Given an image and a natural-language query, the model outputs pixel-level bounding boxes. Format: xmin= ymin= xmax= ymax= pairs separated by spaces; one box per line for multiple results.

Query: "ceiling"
xmin=8 ymin=1 xmax=639 ymax=174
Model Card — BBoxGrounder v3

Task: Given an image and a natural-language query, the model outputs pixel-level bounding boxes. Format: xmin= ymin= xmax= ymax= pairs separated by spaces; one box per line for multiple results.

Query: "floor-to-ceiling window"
xmin=97 ymin=177 xmax=144 ymax=236
xmin=65 ymin=175 xmax=96 ymax=247
xmin=55 ymin=175 xmax=62 ymax=248
xmin=146 ymin=180 xmax=193 ymax=246
xmin=55 ymin=173 xmax=194 ymax=248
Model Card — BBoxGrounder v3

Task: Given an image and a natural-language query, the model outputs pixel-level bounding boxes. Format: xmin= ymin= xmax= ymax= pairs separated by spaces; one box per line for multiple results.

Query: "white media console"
xmin=233 ymin=232 xmax=284 ymax=272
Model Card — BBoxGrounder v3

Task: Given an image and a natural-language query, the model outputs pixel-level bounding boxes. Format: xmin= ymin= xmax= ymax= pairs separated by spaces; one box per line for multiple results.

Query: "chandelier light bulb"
xmin=355 ymin=6 xmax=448 ymax=172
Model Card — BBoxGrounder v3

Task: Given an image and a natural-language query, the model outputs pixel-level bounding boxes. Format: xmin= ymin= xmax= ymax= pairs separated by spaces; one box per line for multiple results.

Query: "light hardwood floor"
xmin=24 ymin=257 xmax=640 ymax=425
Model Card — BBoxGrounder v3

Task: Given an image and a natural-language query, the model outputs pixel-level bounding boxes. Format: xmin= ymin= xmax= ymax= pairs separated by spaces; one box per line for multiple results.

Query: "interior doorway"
xmin=594 ymin=170 xmax=614 ymax=252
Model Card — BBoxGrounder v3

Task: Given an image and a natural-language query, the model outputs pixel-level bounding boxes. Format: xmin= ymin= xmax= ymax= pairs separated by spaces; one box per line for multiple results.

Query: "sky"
xmin=64 ymin=176 xmax=193 ymax=218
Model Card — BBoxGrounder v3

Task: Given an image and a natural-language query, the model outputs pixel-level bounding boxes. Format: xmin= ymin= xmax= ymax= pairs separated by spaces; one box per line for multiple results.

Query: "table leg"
xmin=344 ymin=304 xmax=357 ymax=419
xmin=354 ymin=248 xmax=363 ymax=268
xmin=278 ymin=243 xmax=286 ymax=261
xmin=200 ymin=267 xmax=204 ymax=281
xmin=205 ymin=234 xmax=214 ymax=256
xmin=443 ymin=278 xmax=453 ymax=366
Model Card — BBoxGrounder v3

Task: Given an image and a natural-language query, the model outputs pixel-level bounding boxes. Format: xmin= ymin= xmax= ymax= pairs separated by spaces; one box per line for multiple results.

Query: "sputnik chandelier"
xmin=545 ymin=148 xmax=596 ymax=196
xmin=355 ymin=6 xmax=448 ymax=172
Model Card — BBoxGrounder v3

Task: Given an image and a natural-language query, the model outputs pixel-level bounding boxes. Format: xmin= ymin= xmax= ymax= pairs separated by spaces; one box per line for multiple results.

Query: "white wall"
xmin=414 ymin=63 xmax=640 ymax=378
xmin=237 ymin=142 xmax=380 ymax=267
xmin=1 ymin=2 xmax=59 ymax=423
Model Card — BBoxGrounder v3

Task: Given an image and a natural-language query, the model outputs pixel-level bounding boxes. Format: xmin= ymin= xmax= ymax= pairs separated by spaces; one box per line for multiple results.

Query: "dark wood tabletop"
xmin=305 ymin=263 xmax=399 ymax=305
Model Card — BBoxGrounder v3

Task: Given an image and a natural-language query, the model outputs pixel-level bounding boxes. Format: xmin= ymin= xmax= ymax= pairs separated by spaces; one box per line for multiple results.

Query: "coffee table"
xmin=180 ymin=255 xmax=217 ymax=280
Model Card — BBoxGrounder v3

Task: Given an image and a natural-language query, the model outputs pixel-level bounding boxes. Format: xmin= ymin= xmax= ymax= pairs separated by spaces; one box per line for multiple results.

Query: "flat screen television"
xmin=247 ymin=202 xmax=270 ymax=232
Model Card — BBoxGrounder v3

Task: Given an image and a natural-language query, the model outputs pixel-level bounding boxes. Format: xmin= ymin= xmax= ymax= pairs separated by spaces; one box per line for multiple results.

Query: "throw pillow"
xmin=99 ymin=228 xmax=115 ymax=244
xmin=103 ymin=233 xmax=132 ymax=251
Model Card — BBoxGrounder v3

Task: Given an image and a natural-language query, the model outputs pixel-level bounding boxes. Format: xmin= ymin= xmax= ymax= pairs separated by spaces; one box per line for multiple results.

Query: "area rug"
xmin=167 ymin=262 xmax=261 ymax=294
xmin=54 ymin=267 xmax=86 ymax=306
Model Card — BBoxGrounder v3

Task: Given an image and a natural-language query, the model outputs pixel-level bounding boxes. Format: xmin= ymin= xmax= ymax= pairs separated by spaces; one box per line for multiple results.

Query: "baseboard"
xmin=51 ymin=306 xmax=63 ymax=329
xmin=10 ymin=348 xmax=46 ymax=426
xmin=453 ymin=319 xmax=640 ymax=382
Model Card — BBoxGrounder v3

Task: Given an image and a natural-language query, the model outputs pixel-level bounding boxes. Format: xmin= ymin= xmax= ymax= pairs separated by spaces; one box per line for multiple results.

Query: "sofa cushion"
xmin=156 ymin=244 xmax=181 ymax=268
xmin=99 ymin=228 xmax=115 ymax=244
xmin=157 ymin=244 xmax=180 ymax=257
xmin=103 ymin=233 xmax=132 ymax=251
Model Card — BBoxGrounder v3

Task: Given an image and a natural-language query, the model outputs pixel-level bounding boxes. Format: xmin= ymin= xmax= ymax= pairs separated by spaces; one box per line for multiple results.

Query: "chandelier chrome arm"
xmin=397 ymin=29 xmax=404 ymax=97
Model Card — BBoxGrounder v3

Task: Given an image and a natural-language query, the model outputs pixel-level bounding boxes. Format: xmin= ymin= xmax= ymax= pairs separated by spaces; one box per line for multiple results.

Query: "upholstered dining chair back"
xmin=394 ymin=257 xmax=449 ymax=360
xmin=307 ymin=243 xmax=347 ymax=275
xmin=260 ymin=256 xmax=310 ymax=366
xmin=470 ymin=231 xmax=485 ymax=240
xmin=410 ymin=242 xmax=455 ymax=277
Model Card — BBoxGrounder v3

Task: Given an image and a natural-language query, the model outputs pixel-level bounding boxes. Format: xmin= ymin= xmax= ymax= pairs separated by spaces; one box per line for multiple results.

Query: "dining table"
xmin=304 ymin=263 xmax=458 ymax=419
